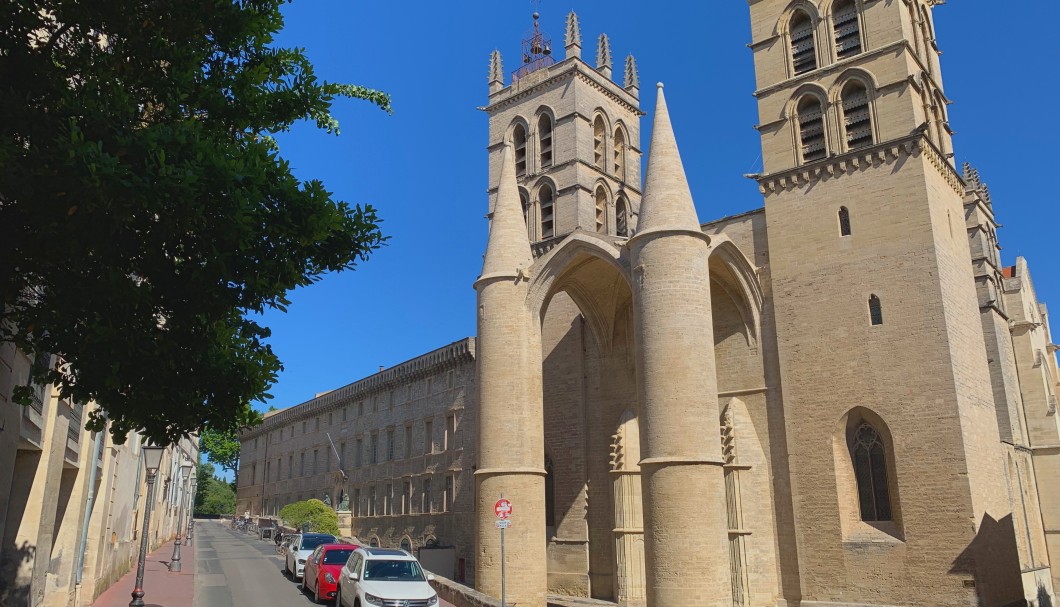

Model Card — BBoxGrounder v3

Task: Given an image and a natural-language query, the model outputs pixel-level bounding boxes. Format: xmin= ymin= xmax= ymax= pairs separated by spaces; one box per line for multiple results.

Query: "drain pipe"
xmin=75 ymin=413 xmax=109 ymax=588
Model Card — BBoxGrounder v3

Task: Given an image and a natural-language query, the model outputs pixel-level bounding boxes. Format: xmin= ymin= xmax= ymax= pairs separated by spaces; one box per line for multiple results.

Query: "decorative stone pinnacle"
xmin=624 ymin=55 xmax=640 ymax=93
xmin=565 ymin=11 xmax=582 ymax=58
xmin=488 ymin=50 xmax=504 ymax=92
xmin=596 ymin=33 xmax=612 ymax=77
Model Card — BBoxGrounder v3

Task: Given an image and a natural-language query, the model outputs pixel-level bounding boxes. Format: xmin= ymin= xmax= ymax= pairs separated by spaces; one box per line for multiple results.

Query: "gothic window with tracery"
xmin=833 ymin=0 xmax=862 ymax=59
xmin=790 ymin=10 xmax=817 ymax=75
xmin=850 ymin=422 xmax=892 ymax=521
xmin=797 ymin=95 xmax=826 ymax=163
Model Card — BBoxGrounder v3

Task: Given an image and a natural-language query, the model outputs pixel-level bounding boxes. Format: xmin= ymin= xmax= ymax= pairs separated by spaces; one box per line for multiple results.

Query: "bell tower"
xmin=483 ymin=11 xmax=643 ymax=248
xmin=747 ymin=1 xmax=1045 ymax=605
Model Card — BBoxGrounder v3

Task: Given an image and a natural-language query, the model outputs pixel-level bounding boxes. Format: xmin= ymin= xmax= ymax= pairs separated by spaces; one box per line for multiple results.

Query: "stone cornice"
xmin=482 ymin=58 xmax=643 ymax=117
xmin=240 ymin=338 xmax=476 ymax=440
xmin=756 ymin=133 xmax=963 ymax=197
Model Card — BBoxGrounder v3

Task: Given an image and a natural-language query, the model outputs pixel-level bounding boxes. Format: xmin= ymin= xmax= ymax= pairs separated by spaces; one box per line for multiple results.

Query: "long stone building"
xmin=0 ymin=343 xmax=199 ymax=607
xmin=238 ymin=3 xmax=1060 ymax=606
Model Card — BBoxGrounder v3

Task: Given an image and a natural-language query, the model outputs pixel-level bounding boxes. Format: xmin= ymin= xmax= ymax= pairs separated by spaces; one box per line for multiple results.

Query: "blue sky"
xmin=255 ymin=1 xmax=1060 ymax=413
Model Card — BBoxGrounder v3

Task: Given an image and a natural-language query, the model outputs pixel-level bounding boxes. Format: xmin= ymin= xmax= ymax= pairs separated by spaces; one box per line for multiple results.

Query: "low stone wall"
xmin=429 ymin=575 xmax=502 ymax=607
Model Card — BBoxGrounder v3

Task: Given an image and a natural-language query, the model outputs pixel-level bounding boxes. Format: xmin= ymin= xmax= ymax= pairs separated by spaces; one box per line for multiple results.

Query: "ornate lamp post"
xmin=185 ymin=478 xmax=197 ymax=546
xmin=168 ymin=458 xmax=194 ymax=572
xmin=130 ymin=444 xmax=166 ymax=607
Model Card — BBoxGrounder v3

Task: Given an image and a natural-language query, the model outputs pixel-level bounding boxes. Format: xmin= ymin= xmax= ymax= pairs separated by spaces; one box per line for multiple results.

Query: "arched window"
xmin=595 ymin=186 xmax=608 ymax=234
xmin=513 ymin=123 xmax=527 ymax=177
xmin=545 ymin=455 xmax=556 ymax=528
xmin=790 ymin=10 xmax=817 ymax=75
xmin=593 ymin=115 xmax=606 ymax=170
xmin=797 ymin=95 xmax=826 ymax=163
xmin=400 ymin=536 xmax=412 ymax=552
xmin=616 ymin=196 xmax=629 ymax=237
xmin=613 ymin=127 xmax=626 ymax=181
xmin=869 ymin=294 xmax=883 ymax=325
xmin=538 ymin=114 xmax=553 ymax=169
xmin=838 ymin=206 xmax=852 ymax=236
xmin=539 ymin=184 xmax=555 ymax=239
xmin=369 ymin=536 xmax=380 ymax=548
xmin=520 ymin=189 xmax=533 ymax=240
xmin=850 ymin=422 xmax=892 ymax=521
xmin=841 ymin=81 xmax=873 ymax=150
xmin=833 ymin=0 xmax=862 ymax=59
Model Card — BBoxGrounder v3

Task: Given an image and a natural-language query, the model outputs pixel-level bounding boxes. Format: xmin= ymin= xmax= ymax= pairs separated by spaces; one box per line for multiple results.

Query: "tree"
xmin=0 ymin=1 xmax=390 ymax=445
xmin=279 ymin=499 xmax=339 ymax=535
xmin=200 ymin=427 xmax=241 ymax=475
xmin=194 ymin=461 xmax=216 ymax=514
xmin=197 ymin=476 xmax=236 ymax=516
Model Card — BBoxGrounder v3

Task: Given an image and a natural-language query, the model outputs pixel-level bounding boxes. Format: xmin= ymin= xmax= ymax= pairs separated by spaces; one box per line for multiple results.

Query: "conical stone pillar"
xmin=474 ymin=145 xmax=547 ymax=607
xmin=629 ymin=84 xmax=733 ymax=607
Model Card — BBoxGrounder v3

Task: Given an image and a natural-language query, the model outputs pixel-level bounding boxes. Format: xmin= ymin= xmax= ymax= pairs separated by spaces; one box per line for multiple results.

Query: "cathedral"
xmin=237 ymin=2 xmax=1060 ymax=606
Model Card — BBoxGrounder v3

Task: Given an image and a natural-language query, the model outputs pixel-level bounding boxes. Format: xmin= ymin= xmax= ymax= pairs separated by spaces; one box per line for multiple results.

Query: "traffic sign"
xmin=495 ymin=519 xmax=512 ymax=529
xmin=494 ymin=498 xmax=513 ymax=519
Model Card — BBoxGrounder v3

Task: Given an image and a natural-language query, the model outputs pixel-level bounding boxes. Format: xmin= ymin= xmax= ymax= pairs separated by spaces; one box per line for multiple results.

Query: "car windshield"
xmin=301 ymin=536 xmax=335 ymax=551
xmin=363 ymin=559 xmax=425 ymax=582
xmin=322 ymin=549 xmax=354 ymax=565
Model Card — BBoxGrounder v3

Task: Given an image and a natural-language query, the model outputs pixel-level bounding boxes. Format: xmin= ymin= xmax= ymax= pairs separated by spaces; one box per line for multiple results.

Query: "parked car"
xmin=285 ymin=533 xmax=337 ymax=580
xmin=302 ymin=543 xmax=359 ymax=604
xmin=279 ymin=533 xmax=300 ymax=558
xmin=336 ymin=547 xmax=438 ymax=607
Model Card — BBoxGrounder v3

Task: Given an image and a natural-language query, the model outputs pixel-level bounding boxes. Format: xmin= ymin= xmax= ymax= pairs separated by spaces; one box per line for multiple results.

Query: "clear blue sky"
xmin=254 ymin=1 xmax=1060 ymax=413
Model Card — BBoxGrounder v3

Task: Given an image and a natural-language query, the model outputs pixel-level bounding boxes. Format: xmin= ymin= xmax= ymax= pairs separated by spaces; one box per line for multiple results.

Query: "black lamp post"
xmin=130 ymin=444 xmax=166 ymax=607
xmin=168 ymin=458 xmax=194 ymax=572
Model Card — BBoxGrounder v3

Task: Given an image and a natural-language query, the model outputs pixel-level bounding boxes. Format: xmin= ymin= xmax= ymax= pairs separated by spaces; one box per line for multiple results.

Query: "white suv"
xmin=337 ymin=547 xmax=438 ymax=607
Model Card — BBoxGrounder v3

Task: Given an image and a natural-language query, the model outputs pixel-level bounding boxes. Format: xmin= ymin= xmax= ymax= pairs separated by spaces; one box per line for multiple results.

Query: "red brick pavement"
xmin=91 ymin=539 xmax=194 ymax=607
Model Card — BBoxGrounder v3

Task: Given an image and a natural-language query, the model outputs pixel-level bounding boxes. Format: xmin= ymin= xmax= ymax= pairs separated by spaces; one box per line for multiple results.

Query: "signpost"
xmin=494 ymin=498 xmax=513 ymax=607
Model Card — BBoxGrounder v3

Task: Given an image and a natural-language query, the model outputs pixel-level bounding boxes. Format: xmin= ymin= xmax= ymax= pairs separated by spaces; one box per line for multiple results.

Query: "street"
xmin=192 ymin=521 xmax=456 ymax=607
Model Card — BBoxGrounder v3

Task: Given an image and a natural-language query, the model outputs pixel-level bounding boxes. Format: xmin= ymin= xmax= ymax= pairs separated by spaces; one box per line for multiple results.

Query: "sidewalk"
xmin=91 ymin=539 xmax=195 ymax=607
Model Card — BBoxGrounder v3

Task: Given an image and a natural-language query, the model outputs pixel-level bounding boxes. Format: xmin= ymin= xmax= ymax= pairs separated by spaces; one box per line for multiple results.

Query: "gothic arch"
xmin=709 ymin=238 xmax=763 ymax=342
xmin=828 ymin=68 xmax=881 ymax=102
xmin=776 ymin=0 xmax=822 ymax=36
xmin=829 ymin=70 xmax=880 ymax=152
xmin=832 ymin=407 xmax=903 ymax=540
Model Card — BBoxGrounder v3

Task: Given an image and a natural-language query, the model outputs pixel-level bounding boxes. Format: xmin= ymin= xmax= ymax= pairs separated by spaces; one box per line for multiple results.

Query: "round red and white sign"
xmin=494 ymin=498 xmax=513 ymax=519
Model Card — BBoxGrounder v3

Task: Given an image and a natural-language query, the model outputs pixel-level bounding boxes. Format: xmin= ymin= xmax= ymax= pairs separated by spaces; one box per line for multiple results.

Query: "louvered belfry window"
xmin=616 ymin=196 xmax=629 ymax=237
xmin=614 ymin=128 xmax=626 ymax=181
xmin=593 ymin=116 xmax=606 ymax=170
xmin=790 ymin=12 xmax=817 ymax=75
xmin=834 ymin=0 xmax=863 ymax=59
xmin=798 ymin=96 xmax=826 ymax=163
xmin=595 ymin=186 xmax=607 ymax=234
xmin=539 ymin=114 xmax=553 ymax=169
xmin=514 ymin=123 xmax=528 ymax=176
xmin=540 ymin=185 xmax=555 ymax=238
xmin=842 ymin=82 xmax=873 ymax=150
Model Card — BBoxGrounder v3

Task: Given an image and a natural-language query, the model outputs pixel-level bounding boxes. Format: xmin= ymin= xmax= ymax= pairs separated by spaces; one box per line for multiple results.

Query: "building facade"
xmin=0 ymin=343 xmax=199 ymax=607
xmin=238 ymin=3 xmax=1060 ymax=607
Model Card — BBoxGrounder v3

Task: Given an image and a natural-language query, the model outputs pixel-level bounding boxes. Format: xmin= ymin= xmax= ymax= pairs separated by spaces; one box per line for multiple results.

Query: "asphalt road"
xmin=193 ymin=520 xmax=321 ymax=607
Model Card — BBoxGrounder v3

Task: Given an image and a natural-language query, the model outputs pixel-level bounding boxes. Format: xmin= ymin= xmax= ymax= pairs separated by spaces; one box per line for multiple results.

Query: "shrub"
xmin=279 ymin=499 xmax=339 ymax=535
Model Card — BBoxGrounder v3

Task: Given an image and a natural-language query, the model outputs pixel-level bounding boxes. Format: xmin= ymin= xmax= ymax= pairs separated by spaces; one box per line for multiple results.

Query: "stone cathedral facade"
xmin=238 ymin=2 xmax=1060 ymax=606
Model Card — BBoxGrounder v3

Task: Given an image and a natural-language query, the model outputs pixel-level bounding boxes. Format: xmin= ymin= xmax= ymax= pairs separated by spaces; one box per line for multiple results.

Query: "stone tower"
xmin=748 ymin=1 xmax=1043 ymax=605
xmin=484 ymin=12 xmax=643 ymax=247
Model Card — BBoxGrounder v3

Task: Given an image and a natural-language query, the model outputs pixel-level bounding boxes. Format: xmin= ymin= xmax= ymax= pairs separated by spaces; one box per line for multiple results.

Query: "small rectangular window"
xmin=354 ymin=489 xmax=361 ymax=517
xmin=422 ymin=478 xmax=432 ymax=514
xmin=387 ymin=429 xmax=395 ymax=461
xmin=425 ymin=420 xmax=434 ymax=455
xmin=445 ymin=414 xmax=456 ymax=451
xmin=405 ymin=425 xmax=413 ymax=459
xmin=445 ymin=475 xmax=455 ymax=513
xmin=371 ymin=433 xmax=379 ymax=464
xmin=356 ymin=439 xmax=363 ymax=468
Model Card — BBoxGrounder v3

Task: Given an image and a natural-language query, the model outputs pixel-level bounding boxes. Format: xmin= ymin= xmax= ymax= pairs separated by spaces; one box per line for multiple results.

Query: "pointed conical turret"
xmin=489 ymin=50 xmax=504 ymax=93
xmin=480 ymin=145 xmax=533 ymax=278
xmin=624 ymin=54 xmax=640 ymax=96
xmin=565 ymin=11 xmax=582 ymax=59
xmin=596 ymin=33 xmax=613 ymax=79
xmin=637 ymin=83 xmax=701 ymax=235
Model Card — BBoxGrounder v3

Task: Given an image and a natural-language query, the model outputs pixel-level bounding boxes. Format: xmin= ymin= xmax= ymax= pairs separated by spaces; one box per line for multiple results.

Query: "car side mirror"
xmin=427 ymin=573 xmax=436 ymax=582
xmin=348 ymin=572 xmax=359 ymax=581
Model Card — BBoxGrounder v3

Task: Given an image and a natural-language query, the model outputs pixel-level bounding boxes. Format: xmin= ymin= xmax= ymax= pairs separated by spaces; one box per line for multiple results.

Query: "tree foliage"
xmin=195 ymin=473 xmax=237 ymax=516
xmin=0 ymin=1 xmax=391 ymax=445
xmin=200 ymin=426 xmax=241 ymax=473
xmin=279 ymin=499 xmax=339 ymax=535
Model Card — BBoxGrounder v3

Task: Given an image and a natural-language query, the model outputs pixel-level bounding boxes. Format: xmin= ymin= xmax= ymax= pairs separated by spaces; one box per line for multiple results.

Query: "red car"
xmin=302 ymin=543 xmax=359 ymax=604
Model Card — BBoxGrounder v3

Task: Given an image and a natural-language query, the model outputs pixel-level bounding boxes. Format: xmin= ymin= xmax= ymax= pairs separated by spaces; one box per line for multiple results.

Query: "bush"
xmin=279 ymin=499 xmax=339 ymax=535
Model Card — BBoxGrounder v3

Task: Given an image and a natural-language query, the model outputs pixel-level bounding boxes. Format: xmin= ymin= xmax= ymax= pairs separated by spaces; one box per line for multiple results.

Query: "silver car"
xmin=284 ymin=533 xmax=336 ymax=580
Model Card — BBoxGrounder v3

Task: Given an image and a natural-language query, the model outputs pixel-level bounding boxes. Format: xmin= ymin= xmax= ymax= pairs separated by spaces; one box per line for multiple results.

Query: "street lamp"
xmin=130 ymin=444 xmax=165 ymax=607
xmin=168 ymin=458 xmax=194 ymax=572
xmin=185 ymin=478 xmax=197 ymax=546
